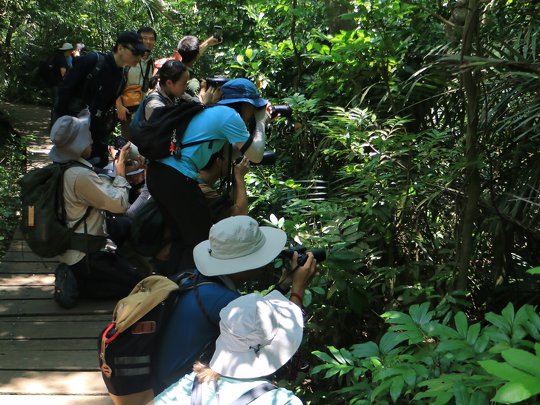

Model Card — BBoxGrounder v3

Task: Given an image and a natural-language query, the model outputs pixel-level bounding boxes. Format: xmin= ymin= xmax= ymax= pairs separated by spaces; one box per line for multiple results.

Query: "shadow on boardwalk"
xmin=0 ymin=102 xmax=113 ymax=404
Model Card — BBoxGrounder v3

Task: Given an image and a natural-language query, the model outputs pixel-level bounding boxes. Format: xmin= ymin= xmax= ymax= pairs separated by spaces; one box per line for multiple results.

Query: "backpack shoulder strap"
xmin=79 ymin=52 xmax=106 ymax=110
xmin=190 ymin=379 xmax=276 ymax=405
xmin=232 ymin=382 xmax=277 ymax=405
xmin=59 ymin=161 xmax=106 ymax=252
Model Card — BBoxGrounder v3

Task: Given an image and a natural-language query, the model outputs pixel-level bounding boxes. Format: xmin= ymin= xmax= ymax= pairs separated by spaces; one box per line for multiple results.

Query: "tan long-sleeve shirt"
xmin=56 ymin=158 xmax=131 ymax=265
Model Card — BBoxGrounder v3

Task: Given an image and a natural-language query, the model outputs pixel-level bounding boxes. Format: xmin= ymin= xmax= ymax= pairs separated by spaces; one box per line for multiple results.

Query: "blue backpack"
xmin=130 ymin=92 xmax=165 ymax=129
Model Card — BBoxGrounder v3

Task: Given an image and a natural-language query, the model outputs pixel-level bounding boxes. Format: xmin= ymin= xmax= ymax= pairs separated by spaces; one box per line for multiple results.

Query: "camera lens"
xmin=270 ymin=104 xmax=292 ymax=118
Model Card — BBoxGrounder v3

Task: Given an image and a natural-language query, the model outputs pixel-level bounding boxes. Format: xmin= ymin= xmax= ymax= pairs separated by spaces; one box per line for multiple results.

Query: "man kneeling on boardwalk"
xmin=49 ymin=109 xmax=142 ymax=308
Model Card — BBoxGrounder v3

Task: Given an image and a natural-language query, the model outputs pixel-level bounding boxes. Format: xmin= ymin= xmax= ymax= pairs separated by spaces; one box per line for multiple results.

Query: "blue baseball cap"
xmin=217 ymin=78 xmax=268 ymax=108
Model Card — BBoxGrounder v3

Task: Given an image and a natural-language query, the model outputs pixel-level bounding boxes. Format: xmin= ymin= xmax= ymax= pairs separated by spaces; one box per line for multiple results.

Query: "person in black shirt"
xmin=54 ymin=31 xmax=149 ymax=168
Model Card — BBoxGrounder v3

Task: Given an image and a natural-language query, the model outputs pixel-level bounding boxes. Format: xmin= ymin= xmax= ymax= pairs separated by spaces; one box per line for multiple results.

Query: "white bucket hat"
xmin=209 ymin=290 xmax=304 ymax=379
xmin=193 ymin=216 xmax=286 ymax=277
xmin=49 ymin=109 xmax=92 ymax=163
xmin=59 ymin=42 xmax=74 ymax=51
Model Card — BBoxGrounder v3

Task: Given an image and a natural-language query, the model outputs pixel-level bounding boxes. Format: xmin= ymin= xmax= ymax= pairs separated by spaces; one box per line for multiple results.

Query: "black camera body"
xmin=112 ymin=136 xmax=128 ymax=160
xmin=281 ymin=245 xmax=326 ymax=266
xmin=271 ymin=104 xmax=293 ymax=119
xmin=206 ymin=77 xmax=230 ymax=89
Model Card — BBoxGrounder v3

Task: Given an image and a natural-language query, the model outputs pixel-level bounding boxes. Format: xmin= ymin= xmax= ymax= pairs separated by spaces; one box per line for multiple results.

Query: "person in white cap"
xmin=154 ymin=291 xmax=305 ymax=404
xmin=153 ymin=215 xmax=317 ymax=395
xmin=49 ymin=109 xmax=142 ymax=308
xmin=57 ymin=42 xmax=74 ymax=80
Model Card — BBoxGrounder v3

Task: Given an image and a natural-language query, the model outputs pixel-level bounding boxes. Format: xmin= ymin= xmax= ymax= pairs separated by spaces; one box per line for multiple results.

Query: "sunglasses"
xmin=124 ymin=44 xmax=145 ymax=56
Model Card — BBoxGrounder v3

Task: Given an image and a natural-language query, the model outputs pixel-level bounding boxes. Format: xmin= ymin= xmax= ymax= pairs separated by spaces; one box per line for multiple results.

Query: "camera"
xmin=213 ymin=25 xmax=223 ymax=42
xmin=112 ymin=136 xmax=128 ymax=160
xmin=270 ymin=104 xmax=292 ymax=119
xmin=280 ymin=245 xmax=326 ymax=266
xmin=235 ymin=150 xmax=276 ymax=166
xmin=206 ymin=77 xmax=230 ymax=89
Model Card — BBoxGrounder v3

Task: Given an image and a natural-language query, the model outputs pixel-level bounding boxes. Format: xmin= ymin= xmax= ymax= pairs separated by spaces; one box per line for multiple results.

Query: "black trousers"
xmin=146 ymin=161 xmax=213 ymax=273
xmin=70 ymin=251 xmax=142 ymax=299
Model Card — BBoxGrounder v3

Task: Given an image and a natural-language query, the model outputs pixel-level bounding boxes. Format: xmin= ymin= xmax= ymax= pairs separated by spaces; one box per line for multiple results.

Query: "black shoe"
xmin=54 ymin=263 xmax=79 ymax=308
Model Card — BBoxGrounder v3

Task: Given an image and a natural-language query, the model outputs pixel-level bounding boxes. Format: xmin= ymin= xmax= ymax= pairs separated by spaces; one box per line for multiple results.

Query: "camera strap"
xmin=239 ymin=132 xmax=254 ymax=155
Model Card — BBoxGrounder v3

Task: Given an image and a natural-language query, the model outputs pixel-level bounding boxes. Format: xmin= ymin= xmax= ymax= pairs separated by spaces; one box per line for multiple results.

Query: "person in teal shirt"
xmin=146 ymin=78 xmax=271 ymax=274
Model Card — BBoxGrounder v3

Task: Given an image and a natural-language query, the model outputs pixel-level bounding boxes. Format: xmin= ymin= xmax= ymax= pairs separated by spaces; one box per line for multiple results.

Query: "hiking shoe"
xmin=54 ymin=263 xmax=79 ymax=309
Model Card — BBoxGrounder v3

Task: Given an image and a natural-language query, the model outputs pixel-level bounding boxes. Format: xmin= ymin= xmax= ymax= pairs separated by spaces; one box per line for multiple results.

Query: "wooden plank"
xmin=0 ymin=261 xmax=56 ymax=274
xmin=0 ymin=320 xmax=107 ymax=339
xmin=0 ymin=349 xmax=99 ymax=370
xmin=6 ymin=239 xmax=33 ymax=253
xmin=0 ymin=371 xmax=108 ymax=395
xmin=0 ymin=273 xmax=54 ymax=286
xmin=0 ymin=299 xmax=114 ymax=317
xmin=2 ymin=251 xmax=57 ymax=262
xmin=0 ymin=314 xmax=111 ymax=322
xmin=0 ymin=396 xmax=112 ymax=405
xmin=11 ymin=227 xmax=23 ymax=241
xmin=0 ymin=285 xmax=53 ymax=300
xmin=0 ymin=339 xmax=97 ymax=351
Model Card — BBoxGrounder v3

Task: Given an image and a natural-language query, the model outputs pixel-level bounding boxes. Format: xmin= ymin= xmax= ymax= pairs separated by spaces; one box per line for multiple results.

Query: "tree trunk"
xmin=455 ymin=0 xmax=481 ymax=291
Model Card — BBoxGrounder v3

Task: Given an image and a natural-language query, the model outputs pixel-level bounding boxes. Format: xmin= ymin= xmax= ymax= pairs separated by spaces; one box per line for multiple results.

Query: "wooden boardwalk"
xmin=0 ymin=102 xmax=114 ymax=404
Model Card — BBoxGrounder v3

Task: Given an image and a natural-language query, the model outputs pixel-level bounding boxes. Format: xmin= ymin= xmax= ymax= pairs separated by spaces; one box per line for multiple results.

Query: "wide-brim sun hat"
xmin=209 ymin=290 xmax=304 ymax=379
xmin=49 ymin=109 xmax=92 ymax=163
xmin=59 ymin=42 xmax=74 ymax=51
xmin=193 ymin=215 xmax=286 ymax=277
xmin=217 ymin=78 xmax=268 ymax=108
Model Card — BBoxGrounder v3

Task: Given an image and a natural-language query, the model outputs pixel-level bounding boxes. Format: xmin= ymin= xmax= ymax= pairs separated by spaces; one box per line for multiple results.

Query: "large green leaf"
xmin=492 ymin=381 xmax=540 ymax=404
xmin=379 ymin=332 xmax=409 ymax=354
xmin=501 ymin=348 xmax=540 ymax=376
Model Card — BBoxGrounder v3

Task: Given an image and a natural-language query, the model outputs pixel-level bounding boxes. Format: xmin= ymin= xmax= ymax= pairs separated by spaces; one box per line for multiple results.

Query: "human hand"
xmin=125 ymin=156 xmax=145 ymax=175
xmin=113 ymin=141 xmax=132 ymax=177
xmin=290 ymin=252 xmax=317 ymax=295
xmin=117 ymin=105 xmax=129 ymax=122
xmin=207 ymin=36 xmax=222 ymax=46
xmin=233 ymin=156 xmax=250 ymax=179
xmin=201 ymin=85 xmax=222 ymax=105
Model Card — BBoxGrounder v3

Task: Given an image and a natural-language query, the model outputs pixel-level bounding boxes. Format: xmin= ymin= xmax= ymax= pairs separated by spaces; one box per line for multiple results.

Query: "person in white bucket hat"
xmin=152 ymin=215 xmax=317 ymax=396
xmin=154 ymin=291 xmax=304 ymax=404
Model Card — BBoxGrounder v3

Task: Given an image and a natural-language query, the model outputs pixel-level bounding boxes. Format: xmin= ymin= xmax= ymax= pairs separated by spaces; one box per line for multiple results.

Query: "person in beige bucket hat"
xmin=49 ymin=110 xmax=142 ymax=309
xmin=152 ymin=215 xmax=317 ymax=397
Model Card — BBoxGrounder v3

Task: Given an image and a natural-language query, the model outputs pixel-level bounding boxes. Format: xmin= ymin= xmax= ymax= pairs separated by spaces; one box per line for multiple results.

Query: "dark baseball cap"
xmin=116 ymin=31 xmax=150 ymax=55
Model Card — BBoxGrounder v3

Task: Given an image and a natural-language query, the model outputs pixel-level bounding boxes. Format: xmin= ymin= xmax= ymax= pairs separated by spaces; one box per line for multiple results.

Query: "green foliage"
xmin=0 ymin=118 xmax=26 ymax=256
xmin=311 ymin=302 xmax=540 ymax=404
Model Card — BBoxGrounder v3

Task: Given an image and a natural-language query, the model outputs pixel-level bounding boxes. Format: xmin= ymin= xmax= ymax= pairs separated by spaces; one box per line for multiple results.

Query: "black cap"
xmin=117 ymin=31 xmax=150 ymax=55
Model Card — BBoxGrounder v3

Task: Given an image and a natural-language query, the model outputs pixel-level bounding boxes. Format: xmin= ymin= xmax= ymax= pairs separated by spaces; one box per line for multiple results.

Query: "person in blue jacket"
xmin=153 ymin=215 xmax=317 ymax=395
xmin=155 ymin=291 xmax=305 ymax=404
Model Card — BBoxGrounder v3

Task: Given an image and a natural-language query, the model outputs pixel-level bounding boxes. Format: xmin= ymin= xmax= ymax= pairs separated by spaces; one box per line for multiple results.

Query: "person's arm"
xmin=126 ymin=182 xmax=150 ymax=217
xmin=233 ymin=106 xmax=270 ymax=163
xmin=229 ymin=157 xmax=249 ymax=216
xmin=116 ymin=96 xmax=129 ymax=121
xmin=196 ymin=36 xmax=221 ymax=63
xmin=285 ymin=252 xmax=317 ymax=309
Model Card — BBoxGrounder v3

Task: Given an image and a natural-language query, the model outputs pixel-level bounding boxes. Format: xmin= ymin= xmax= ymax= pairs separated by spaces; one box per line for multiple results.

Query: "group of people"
xmin=46 ymin=27 xmax=316 ymax=403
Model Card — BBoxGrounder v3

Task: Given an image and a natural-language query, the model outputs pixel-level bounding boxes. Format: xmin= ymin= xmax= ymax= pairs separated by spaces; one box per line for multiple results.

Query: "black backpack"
xmin=98 ymin=273 xmax=219 ymax=401
xmin=20 ymin=162 xmax=106 ymax=258
xmin=130 ymin=101 xmax=213 ymax=160
xmin=37 ymin=54 xmax=57 ymax=87
xmin=66 ymin=51 xmax=107 ymax=117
